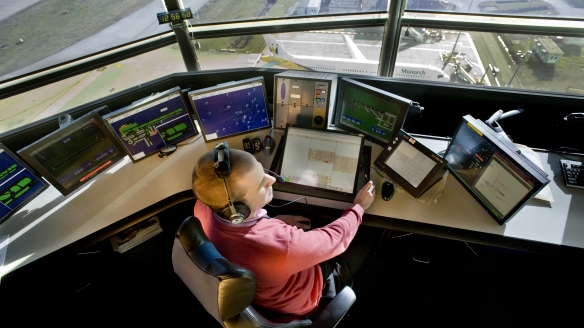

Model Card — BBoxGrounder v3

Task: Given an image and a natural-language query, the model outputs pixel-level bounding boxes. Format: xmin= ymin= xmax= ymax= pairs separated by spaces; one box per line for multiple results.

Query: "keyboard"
xmin=560 ymin=159 xmax=584 ymax=189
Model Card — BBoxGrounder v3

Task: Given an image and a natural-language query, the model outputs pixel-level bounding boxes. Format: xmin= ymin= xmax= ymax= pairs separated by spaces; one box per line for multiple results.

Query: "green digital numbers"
xmin=157 ymin=8 xmax=192 ymax=25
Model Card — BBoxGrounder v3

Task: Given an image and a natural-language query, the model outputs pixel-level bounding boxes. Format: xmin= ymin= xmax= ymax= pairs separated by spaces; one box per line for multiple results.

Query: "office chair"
xmin=172 ymin=216 xmax=356 ymax=328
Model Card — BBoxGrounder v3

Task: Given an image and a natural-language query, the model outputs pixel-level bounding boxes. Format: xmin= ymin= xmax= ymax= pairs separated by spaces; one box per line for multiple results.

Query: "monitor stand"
xmin=158 ymin=145 xmax=177 ymax=158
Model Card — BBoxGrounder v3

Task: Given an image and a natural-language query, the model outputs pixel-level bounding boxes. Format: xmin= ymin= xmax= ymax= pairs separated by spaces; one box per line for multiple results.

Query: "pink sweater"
xmin=194 ymin=200 xmax=363 ymax=316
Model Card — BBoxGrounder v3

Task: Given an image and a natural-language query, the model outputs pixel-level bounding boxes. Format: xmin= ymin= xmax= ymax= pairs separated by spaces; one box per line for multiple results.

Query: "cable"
xmin=266 ymin=196 xmax=316 ymax=214
xmin=554 ymin=147 xmax=584 ymax=161
xmin=370 ymin=165 xmax=386 ymax=180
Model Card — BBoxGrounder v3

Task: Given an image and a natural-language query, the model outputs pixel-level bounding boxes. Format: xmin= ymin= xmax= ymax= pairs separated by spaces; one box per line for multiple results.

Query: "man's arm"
xmin=274 ymin=215 xmax=311 ymax=231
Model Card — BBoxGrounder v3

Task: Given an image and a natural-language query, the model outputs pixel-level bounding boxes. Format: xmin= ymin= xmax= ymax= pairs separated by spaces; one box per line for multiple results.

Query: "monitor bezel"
xmin=0 ymin=142 xmax=49 ymax=224
xmin=374 ymin=130 xmax=447 ymax=198
xmin=274 ymin=124 xmax=365 ymax=202
xmin=444 ymin=115 xmax=549 ymax=225
xmin=187 ymin=76 xmax=271 ymax=143
xmin=273 ymin=72 xmax=335 ymax=130
xmin=103 ymin=86 xmax=199 ymax=163
xmin=332 ymin=77 xmax=411 ymax=146
xmin=17 ymin=110 xmax=127 ymax=196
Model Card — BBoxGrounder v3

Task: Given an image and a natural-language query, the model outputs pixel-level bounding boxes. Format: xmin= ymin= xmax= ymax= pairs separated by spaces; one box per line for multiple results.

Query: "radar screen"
xmin=103 ymin=87 xmax=198 ymax=162
xmin=0 ymin=143 xmax=48 ymax=224
xmin=188 ymin=76 xmax=271 ymax=142
xmin=18 ymin=110 xmax=126 ymax=196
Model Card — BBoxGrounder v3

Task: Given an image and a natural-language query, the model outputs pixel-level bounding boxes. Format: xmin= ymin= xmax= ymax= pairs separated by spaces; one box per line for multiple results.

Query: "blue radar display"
xmin=104 ymin=87 xmax=198 ymax=162
xmin=0 ymin=143 xmax=48 ymax=224
xmin=188 ymin=76 xmax=271 ymax=142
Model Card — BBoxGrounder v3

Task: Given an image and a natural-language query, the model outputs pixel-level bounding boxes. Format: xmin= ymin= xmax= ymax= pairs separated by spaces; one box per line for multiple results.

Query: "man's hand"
xmin=354 ymin=181 xmax=375 ymax=211
xmin=275 ymin=215 xmax=312 ymax=231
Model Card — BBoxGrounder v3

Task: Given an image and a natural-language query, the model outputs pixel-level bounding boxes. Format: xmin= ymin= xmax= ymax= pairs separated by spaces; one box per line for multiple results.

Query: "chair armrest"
xmin=226 ymin=306 xmax=311 ymax=328
xmin=311 ymin=286 xmax=356 ymax=328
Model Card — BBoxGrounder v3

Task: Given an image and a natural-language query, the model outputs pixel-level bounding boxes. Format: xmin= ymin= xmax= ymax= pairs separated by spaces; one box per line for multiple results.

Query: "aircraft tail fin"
xmin=263 ymin=34 xmax=293 ymax=58
xmin=342 ymin=34 xmax=367 ymax=61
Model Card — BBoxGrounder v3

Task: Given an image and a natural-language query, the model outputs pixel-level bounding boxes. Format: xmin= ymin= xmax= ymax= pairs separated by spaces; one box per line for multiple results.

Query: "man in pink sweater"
xmin=192 ymin=143 xmax=378 ymax=317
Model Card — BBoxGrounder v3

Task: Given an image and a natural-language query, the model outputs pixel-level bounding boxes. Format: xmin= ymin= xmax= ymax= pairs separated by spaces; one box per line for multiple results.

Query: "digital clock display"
xmin=157 ymin=7 xmax=193 ymax=24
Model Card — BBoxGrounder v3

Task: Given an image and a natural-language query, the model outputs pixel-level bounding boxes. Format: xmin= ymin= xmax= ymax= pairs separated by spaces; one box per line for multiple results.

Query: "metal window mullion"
xmin=401 ymin=16 xmax=584 ymax=37
xmin=164 ymin=0 xmax=200 ymax=71
xmin=379 ymin=0 xmax=408 ymax=77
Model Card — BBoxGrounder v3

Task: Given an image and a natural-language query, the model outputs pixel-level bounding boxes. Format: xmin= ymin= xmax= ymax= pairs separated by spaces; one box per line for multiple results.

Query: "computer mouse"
xmin=263 ymin=135 xmax=276 ymax=156
xmin=381 ymin=181 xmax=395 ymax=201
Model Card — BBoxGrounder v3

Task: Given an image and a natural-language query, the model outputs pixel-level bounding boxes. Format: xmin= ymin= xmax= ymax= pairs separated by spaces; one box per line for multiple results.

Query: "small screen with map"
xmin=333 ymin=77 xmax=411 ymax=146
xmin=18 ymin=110 xmax=127 ymax=196
xmin=188 ymin=76 xmax=271 ymax=142
xmin=0 ymin=143 xmax=48 ymax=224
xmin=103 ymin=86 xmax=198 ymax=162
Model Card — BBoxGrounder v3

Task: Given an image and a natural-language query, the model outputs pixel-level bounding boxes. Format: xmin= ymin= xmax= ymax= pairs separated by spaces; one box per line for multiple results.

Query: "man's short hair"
xmin=192 ymin=148 xmax=257 ymax=214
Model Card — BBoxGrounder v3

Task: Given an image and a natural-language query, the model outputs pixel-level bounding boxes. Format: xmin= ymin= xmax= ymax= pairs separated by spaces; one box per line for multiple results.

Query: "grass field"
xmin=0 ymin=44 xmax=185 ymax=133
xmin=0 ymin=0 xmax=155 ymax=77
xmin=194 ymin=0 xmax=298 ymax=53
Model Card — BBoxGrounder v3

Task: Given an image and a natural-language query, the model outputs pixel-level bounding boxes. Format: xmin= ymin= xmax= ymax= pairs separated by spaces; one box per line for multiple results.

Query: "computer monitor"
xmin=273 ymin=124 xmax=366 ymax=202
xmin=444 ymin=115 xmax=550 ymax=225
xmin=103 ymin=86 xmax=198 ymax=162
xmin=374 ymin=130 xmax=447 ymax=198
xmin=188 ymin=76 xmax=271 ymax=142
xmin=333 ymin=77 xmax=411 ymax=146
xmin=18 ymin=110 xmax=127 ymax=196
xmin=0 ymin=143 xmax=49 ymax=224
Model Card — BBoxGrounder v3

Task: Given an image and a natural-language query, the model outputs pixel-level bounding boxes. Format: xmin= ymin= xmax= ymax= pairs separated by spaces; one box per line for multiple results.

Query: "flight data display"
xmin=445 ymin=118 xmax=540 ymax=223
xmin=189 ymin=77 xmax=270 ymax=142
xmin=0 ymin=145 xmax=48 ymax=223
xmin=385 ymin=140 xmax=436 ymax=188
xmin=335 ymin=78 xmax=410 ymax=146
xmin=280 ymin=126 xmax=363 ymax=194
xmin=104 ymin=88 xmax=197 ymax=162
xmin=18 ymin=111 xmax=126 ymax=196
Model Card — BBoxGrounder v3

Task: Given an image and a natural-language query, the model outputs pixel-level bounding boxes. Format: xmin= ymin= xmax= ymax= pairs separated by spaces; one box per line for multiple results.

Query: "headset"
xmin=214 ymin=142 xmax=251 ymax=224
xmin=213 ymin=142 xmax=285 ymax=224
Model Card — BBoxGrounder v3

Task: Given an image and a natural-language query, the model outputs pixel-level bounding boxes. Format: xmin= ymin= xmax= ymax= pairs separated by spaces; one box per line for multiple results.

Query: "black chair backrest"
xmin=172 ymin=216 xmax=256 ymax=325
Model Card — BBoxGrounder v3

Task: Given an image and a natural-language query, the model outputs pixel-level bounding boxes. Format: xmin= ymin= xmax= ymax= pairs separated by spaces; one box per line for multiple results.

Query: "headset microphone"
xmin=264 ymin=168 xmax=285 ymax=183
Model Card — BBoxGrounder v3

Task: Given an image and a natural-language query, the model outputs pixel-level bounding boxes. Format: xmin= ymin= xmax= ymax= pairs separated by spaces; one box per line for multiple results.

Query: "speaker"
xmin=213 ymin=142 xmax=251 ymax=224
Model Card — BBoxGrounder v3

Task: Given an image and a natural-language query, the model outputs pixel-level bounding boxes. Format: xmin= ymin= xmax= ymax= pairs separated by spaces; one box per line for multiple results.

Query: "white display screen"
xmin=280 ymin=126 xmax=362 ymax=194
xmin=385 ymin=140 xmax=436 ymax=188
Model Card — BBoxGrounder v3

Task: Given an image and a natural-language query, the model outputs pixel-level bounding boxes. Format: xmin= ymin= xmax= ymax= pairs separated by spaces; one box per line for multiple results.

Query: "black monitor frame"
xmin=0 ymin=142 xmax=49 ymax=224
xmin=272 ymin=124 xmax=367 ymax=203
xmin=103 ymin=86 xmax=198 ymax=163
xmin=17 ymin=110 xmax=127 ymax=196
xmin=187 ymin=76 xmax=271 ymax=143
xmin=332 ymin=77 xmax=411 ymax=146
xmin=444 ymin=115 xmax=550 ymax=225
xmin=374 ymin=130 xmax=447 ymax=198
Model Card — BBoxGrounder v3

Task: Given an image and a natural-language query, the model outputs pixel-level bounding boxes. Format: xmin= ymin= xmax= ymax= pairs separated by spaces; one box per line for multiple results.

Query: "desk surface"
xmin=1 ymin=128 xmax=583 ymax=278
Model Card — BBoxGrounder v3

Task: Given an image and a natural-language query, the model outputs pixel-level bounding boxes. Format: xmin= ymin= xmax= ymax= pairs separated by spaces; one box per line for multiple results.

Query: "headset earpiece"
xmin=213 ymin=142 xmax=231 ymax=179
xmin=214 ymin=142 xmax=251 ymax=224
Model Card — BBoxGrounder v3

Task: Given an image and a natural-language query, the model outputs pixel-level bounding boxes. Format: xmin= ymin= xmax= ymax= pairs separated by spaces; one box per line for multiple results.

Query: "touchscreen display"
xmin=280 ymin=126 xmax=363 ymax=194
xmin=385 ymin=140 xmax=437 ymax=188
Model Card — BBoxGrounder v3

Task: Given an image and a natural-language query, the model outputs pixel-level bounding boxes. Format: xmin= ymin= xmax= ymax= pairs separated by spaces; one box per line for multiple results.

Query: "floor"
xmin=6 ymin=199 xmax=580 ymax=326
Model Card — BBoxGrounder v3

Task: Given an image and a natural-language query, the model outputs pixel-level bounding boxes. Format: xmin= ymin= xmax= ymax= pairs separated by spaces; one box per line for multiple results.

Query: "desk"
xmin=1 ymin=129 xmax=583 ymax=279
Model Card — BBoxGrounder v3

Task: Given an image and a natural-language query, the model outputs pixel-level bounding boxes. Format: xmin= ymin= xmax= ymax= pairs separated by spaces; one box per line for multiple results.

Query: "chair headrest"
xmin=176 ymin=215 xmax=209 ymax=254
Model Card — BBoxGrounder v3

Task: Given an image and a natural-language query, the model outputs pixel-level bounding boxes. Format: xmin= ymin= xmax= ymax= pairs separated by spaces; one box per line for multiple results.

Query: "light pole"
xmin=507 ymin=52 xmax=531 ymax=87
xmin=480 ymin=64 xmax=499 ymax=84
xmin=442 ymin=31 xmax=462 ymax=70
